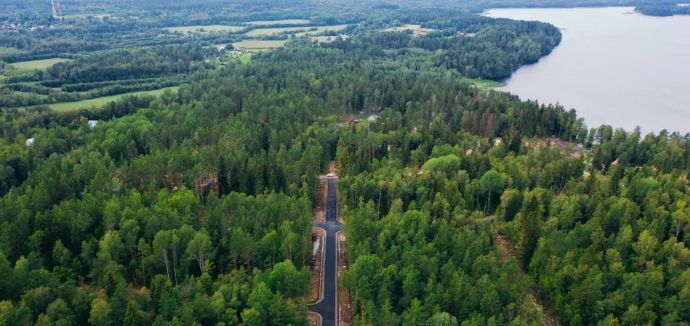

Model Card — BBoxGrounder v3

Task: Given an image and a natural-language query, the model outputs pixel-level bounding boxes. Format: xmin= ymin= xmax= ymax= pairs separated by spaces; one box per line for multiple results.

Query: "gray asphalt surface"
xmin=308 ymin=176 xmax=342 ymax=326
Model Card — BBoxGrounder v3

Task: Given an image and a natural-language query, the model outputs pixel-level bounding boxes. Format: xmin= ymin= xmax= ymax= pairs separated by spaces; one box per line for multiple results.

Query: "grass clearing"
xmin=165 ymin=25 xmax=245 ymax=34
xmin=237 ymin=53 xmax=252 ymax=64
xmin=383 ymin=24 xmax=437 ymax=36
xmin=294 ymin=24 xmax=350 ymax=37
xmin=245 ymin=26 xmax=309 ymax=36
xmin=43 ymin=87 xmax=178 ymax=112
xmin=63 ymin=13 xmax=110 ymax=20
xmin=232 ymin=39 xmax=287 ymax=50
xmin=245 ymin=24 xmax=349 ymax=37
xmin=0 ymin=47 xmax=26 ymax=56
xmin=467 ymin=78 xmax=504 ymax=89
xmin=9 ymin=58 xmax=69 ymax=70
xmin=245 ymin=19 xmax=310 ymax=26
xmin=310 ymin=36 xmax=340 ymax=43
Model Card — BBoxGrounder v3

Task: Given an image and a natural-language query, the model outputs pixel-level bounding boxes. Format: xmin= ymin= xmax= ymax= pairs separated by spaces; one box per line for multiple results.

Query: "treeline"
xmin=46 ymin=44 xmax=213 ymax=84
xmin=636 ymin=4 xmax=690 ymax=17
xmin=0 ymin=44 xmax=211 ymax=109
xmin=331 ymin=14 xmax=561 ymax=80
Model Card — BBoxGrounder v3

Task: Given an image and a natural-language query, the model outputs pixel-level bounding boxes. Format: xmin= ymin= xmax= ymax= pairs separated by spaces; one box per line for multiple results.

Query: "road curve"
xmin=308 ymin=176 xmax=342 ymax=326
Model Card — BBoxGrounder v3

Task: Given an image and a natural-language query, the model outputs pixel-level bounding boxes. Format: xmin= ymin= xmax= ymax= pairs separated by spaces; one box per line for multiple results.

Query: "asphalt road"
xmin=309 ymin=176 xmax=342 ymax=326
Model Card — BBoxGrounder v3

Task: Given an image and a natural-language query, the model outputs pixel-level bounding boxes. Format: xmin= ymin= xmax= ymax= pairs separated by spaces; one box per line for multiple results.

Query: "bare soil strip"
xmin=309 ymin=227 xmax=326 ymax=304
xmin=314 ymin=176 xmax=327 ymax=224
xmin=495 ymin=234 xmax=559 ymax=326
xmin=308 ymin=312 xmax=322 ymax=326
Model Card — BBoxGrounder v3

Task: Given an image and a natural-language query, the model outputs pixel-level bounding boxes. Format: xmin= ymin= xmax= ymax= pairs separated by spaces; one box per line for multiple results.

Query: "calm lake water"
xmin=483 ymin=7 xmax=690 ymax=133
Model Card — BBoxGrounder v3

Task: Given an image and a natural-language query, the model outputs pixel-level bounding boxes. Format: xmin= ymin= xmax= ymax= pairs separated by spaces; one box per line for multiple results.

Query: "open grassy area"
xmin=9 ymin=58 xmax=69 ymax=70
xmin=43 ymin=87 xmax=179 ymax=112
xmin=245 ymin=19 xmax=310 ymax=26
xmin=294 ymin=24 xmax=350 ymax=37
xmin=232 ymin=39 xmax=288 ymax=50
xmin=164 ymin=25 xmax=245 ymax=34
xmin=383 ymin=24 xmax=437 ymax=36
xmin=467 ymin=78 xmax=505 ymax=89
xmin=245 ymin=24 xmax=349 ymax=37
xmin=310 ymin=36 xmax=340 ymax=43
xmin=237 ymin=53 xmax=252 ymax=64
xmin=0 ymin=47 xmax=25 ymax=56
xmin=245 ymin=26 xmax=309 ymax=36
xmin=63 ymin=13 xmax=110 ymax=20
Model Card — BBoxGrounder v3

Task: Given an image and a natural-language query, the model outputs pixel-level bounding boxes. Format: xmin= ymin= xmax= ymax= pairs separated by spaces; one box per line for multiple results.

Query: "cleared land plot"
xmin=310 ymin=35 xmax=340 ymax=43
xmin=43 ymin=87 xmax=178 ymax=112
xmin=10 ymin=58 xmax=69 ymax=70
xmin=165 ymin=25 xmax=245 ymax=34
xmin=232 ymin=39 xmax=287 ymax=50
xmin=0 ymin=47 xmax=26 ymax=56
xmin=467 ymin=78 xmax=505 ymax=88
xmin=294 ymin=24 xmax=350 ymax=37
xmin=384 ymin=24 xmax=437 ymax=36
xmin=245 ymin=26 xmax=309 ymax=36
xmin=245 ymin=19 xmax=310 ymax=26
xmin=63 ymin=13 xmax=110 ymax=19
xmin=246 ymin=24 xmax=349 ymax=37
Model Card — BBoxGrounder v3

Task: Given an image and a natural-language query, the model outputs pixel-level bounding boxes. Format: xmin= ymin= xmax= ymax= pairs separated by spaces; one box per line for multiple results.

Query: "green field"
xmin=10 ymin=58 xmax=70 ymax=70
xmin=232 ymin=39 xmax=288 ymax=50
xmin=0 ymin=47 xmax=25 ymax=56
xmin=63 ymin=13 xmax=110 ymax=20
xmin=245 ymin=26 xmax=309 ymax=36
xmin=43 ymin=87 xmax=179 ymax=112
xmin=237 ymin=53 xmax=252 ymax=64
xmin=467 ymin=78 xmax=505 ymax=89
xmin=245 ymin=19 xmax=310 ymax=26
xmin=384 ymin=24 xmax=437 ymax=36
xmin=293 ymin=24 xmax=350 ymax=37
xmin=165 ymin=25 xmax=245 ymax=34
xmin=310 ymin=36 xmax=340 ymax=43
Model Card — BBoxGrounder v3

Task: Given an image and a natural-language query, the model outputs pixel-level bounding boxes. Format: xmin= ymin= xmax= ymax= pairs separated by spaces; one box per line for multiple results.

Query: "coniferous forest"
xmin=0 ymin=0 xmax=689 ymax=325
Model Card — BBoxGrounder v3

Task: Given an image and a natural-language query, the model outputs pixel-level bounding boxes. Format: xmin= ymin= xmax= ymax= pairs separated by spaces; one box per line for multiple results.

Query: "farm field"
xmin=384 ymin=24 xmax=437 ymax=36
xmin=41 ymin=86 xmax=179 ymax=112
xmin=0 ymin=47 xmax=25 ymax=56
xmin=467 ymin=78 xmax=505 ymax=88
xmin=63 ymin=13 xmax=111 ymax=20
xmin=310 ymin=35 xmax=340 ymax=42
xmin=245 ymin=19 xmax=310 ymax=25
xmin=9 ymin=58 xmax=69 ymax=70
xmin=294 ymin=24 xmax=350 ymax=36
xmin=164 ymin=25 xmax=245 ymax=34
xmin=245 ymin=26 xmax=309 ymax=36
xmin=232 ymin=39 xmax=288 ymax=50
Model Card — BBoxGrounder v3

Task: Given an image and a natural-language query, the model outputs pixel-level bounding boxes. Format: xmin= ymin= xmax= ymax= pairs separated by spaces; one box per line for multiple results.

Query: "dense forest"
xmin=0 ymin=0 xmax=689 ymax=325
xmin=636 ymin=4 xmax=690 ymax=16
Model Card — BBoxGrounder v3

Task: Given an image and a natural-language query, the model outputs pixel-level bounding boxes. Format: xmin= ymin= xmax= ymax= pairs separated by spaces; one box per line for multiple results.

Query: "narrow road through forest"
xmin=308 ymin=176 xmax=341 ymax=326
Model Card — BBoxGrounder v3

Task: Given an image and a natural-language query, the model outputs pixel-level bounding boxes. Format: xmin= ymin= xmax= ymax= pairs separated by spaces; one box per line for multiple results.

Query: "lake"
xmin=483 ymin=7 xmax=690 ymax=133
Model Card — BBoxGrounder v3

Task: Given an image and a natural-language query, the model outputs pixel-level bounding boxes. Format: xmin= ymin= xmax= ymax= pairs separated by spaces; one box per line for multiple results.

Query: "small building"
xmin=26 ymin=138 xmax=35 ymax=147
xmin=88 ymin=120 xmax=99 ymax=128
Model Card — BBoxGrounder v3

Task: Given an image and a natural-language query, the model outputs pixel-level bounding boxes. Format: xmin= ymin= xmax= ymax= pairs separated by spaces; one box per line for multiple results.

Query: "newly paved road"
xmin=309 ymin=176 xmax=342 ymax=326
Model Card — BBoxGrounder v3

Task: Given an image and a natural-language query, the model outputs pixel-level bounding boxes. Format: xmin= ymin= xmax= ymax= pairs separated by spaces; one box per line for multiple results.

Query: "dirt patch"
xmin=495 ymin=234 xmax=516 ymax=262
xmin=308 ymin=312 xmax=322 ymax=326
xmin=314 ymin=176 xmax=327 ymax=224
xmin=527 ymin=137 xmax=585 ymax=159
xmin=494 ymin=234 xmax=559 ymax=326
xmin=337 ymin=231 xmax=353 ymax=325
xmin=309 ymin=227 xmax=326 ymax=303
xmin=328 ymin=161 xmax=337 ymax=175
